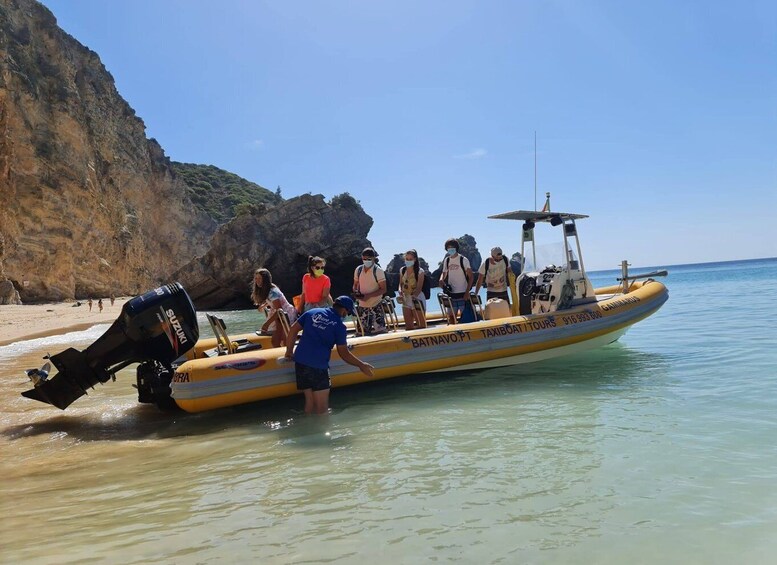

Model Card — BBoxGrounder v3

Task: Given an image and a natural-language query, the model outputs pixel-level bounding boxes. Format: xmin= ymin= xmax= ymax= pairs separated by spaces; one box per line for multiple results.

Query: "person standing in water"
xmin=284 ymin=296 xmax=374 ymax=414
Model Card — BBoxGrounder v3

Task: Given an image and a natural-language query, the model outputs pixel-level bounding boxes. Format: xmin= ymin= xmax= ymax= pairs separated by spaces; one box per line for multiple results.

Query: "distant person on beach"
xmin=353 ymin=247 xmax=387 ymax=335
xmin=300 ymin=256 xmax=332 ymax=313
xmin=252 ymin=268 xmax=297 ymax=348
xmin=284 ymin=296 xmax=374 ymax=414
xmin=398 ymin=249 xmax=427 ymax=330
xmin=88 ymin=298 xmax=93 ymax=312
xmin=98 ymin=298 xmax=103 ymax=313
xmin=474 ymin=246 xmax=511 ymax=303
xmin=110 ymin=293 xmax=115 ymax=306
xmin=440 ymin=238 xmax=474 ymax=323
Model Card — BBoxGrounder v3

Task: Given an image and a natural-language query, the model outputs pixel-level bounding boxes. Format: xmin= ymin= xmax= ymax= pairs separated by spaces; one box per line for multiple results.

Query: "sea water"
xmin=0 ymin=258 xmax=775 ymax=564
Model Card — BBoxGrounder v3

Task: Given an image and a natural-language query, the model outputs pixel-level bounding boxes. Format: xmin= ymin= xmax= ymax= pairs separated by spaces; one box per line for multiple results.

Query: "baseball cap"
xmin=361 ymin=247 xmax=378 ymax=258
xmin=333 ymin=295 xmax=356 ymax=315
xmin=491 ymin=246 xmax=503 ymax=257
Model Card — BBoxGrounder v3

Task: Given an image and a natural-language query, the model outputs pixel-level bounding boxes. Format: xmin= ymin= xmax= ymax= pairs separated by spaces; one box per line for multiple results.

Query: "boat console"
xmin=489 ymin=202 xmax=596 ymax=315
xmin=21 ymin=283 xmax=199 ymax=410
xmin=519 ymin=263 xmax=596 ymax=314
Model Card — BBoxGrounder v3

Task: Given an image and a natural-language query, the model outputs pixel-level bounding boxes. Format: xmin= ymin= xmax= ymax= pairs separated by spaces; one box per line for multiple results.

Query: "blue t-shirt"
xmin=293 ymin=307 xmax=348 ymax=370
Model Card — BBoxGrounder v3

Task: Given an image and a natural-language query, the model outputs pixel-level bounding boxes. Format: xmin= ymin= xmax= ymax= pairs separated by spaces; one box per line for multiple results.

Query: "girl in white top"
xmin=252 ymin=268 xmax=298 ymax=348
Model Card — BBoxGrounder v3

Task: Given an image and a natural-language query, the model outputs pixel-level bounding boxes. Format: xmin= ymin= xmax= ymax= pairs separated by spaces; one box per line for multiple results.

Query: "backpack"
xmin=484 ymin=256 xmax=509 ymax=278
xmin=400 ymin=267 xmax=431 ymax=300
xmin=443 ymin=255 xmax=466 ymax=286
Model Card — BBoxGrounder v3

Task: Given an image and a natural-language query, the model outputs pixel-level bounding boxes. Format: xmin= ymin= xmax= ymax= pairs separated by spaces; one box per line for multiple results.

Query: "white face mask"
xmin=363 ymin=260 xmax=374 ymax=268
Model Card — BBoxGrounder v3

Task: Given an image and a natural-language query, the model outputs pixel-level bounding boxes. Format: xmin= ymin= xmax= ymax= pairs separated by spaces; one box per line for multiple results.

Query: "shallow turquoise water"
xmin=1 ymin=258 xmax=775 ymax=563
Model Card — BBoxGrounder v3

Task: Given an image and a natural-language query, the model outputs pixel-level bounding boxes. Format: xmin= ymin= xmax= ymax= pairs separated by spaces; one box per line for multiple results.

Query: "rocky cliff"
xmin=173 ymin=193 xmax=374 ymax=309
xmin=0 ymin=0 xmax=384 ymax=309
xmin=171 ymin=161 xmax=280 ymax=225
xmin=0 ymin=0 xmax=216 ymax=302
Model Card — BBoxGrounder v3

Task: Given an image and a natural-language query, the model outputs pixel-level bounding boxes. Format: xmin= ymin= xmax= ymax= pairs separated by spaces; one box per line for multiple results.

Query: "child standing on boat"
xmin=284 ymin=296 xmax=374 ymax=414
xmin=252 ymin=268 xmax=297 ymax=348
xmin=353 ymin=247 xmax=387 ymax=335
xmin=299 ymin=256 xmax=332 ymax=313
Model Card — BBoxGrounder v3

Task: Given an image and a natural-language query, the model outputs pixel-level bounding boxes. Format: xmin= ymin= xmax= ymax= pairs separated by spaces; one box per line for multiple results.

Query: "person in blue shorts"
xmin=283 ymin=295 xmax=374 ymax=414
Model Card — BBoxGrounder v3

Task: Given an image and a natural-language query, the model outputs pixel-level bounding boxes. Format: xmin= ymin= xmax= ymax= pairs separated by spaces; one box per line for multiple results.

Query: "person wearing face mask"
xmin=300 ymin=255 xmax=332 ymax=313
xmin=440 ymin=238 xmax=474 ymax=323
xmin=284 ymin=296 xmax=375 ymax=414
xmin=399 ymin=249 xmax=427 ymax=330
xmin=474 ymin=246 xmax=511 ymax=304
xmin=353 ymin=247 xmax=387 ymax=335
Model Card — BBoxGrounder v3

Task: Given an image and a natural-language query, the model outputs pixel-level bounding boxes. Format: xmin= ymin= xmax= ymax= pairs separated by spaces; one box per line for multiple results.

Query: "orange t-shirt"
xmin=302 ymin=273 xmax=330 ymax=303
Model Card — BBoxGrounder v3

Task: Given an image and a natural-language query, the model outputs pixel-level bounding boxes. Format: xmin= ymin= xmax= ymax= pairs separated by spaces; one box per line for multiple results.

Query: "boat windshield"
xmin=523 ymin=242 xmax=567 ymax=272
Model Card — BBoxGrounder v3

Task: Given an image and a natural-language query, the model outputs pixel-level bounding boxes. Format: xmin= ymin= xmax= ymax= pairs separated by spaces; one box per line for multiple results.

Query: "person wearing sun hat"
xmin=284 ymin=295 xmax=374 ymax=414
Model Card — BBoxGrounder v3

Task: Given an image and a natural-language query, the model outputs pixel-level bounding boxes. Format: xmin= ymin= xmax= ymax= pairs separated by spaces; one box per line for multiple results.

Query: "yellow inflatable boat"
xmin=167 ymin=279 xmax=666 ymax=413
xmin=21 ymin=208 xmax=668 ymax=414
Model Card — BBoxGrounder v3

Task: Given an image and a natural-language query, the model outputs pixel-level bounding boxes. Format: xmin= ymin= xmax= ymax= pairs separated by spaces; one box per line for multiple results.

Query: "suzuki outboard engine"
xmin=22 ymin=283 xmax=199 ymax=410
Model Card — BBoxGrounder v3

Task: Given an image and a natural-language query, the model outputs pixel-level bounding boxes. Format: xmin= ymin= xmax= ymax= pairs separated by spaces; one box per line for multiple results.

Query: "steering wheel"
xmin=519 ymin=276 xmax=537 ymax=297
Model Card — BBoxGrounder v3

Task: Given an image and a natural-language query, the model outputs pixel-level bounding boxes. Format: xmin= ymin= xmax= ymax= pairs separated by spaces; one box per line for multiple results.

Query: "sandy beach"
xmin=0 ymin=298 xmax=131 ymax=347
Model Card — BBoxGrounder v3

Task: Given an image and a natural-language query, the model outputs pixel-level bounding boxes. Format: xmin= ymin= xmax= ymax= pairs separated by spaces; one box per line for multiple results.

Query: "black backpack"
xmin=484 ymin=256 xmax=509 ymax=277
xmin=443 ymin=255 xmax=467 ymax=288
xmin=400 ymin=267 xmax=431 ymax=299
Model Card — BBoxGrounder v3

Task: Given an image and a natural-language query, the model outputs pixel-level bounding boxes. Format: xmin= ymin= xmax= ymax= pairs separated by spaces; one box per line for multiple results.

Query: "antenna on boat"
xmin=534 ymin=131 xmax=537 ymax=211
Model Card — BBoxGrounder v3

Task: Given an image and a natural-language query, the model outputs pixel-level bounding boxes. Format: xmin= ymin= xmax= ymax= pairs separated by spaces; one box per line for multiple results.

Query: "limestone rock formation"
xmin=0 ymin=0 xmax=215 ymax=302
xmin=0 ymin=234 xmax=20 ymax=304
xmin=173 ymin=193 xmax=374 ymax=309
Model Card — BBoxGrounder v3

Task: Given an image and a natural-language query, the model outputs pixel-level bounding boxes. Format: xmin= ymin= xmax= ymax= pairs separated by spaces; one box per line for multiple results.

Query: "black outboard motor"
xmin=21 ymin=283 xmax=199 ymax=410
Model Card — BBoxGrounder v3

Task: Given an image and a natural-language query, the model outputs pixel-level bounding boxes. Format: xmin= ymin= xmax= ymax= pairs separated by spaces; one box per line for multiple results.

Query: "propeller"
xmin=25 ymin=362 xmax=52 ymax=386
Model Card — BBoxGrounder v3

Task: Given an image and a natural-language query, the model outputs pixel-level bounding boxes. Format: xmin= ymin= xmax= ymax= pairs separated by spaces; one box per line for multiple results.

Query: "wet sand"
xmin=0 ymin=298 xmax=130 ymax=346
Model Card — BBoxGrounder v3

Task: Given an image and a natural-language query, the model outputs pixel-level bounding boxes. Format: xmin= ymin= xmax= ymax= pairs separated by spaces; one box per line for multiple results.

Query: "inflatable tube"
xmin=170 ymin=280 xmax=668 ymax=413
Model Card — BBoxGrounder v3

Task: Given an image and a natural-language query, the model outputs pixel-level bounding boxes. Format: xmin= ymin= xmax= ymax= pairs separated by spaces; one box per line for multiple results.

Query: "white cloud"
xmin=455 ymin=148 xmax=487 ymax=160
xmin=247 ymin=139 xmax=264 ymax=150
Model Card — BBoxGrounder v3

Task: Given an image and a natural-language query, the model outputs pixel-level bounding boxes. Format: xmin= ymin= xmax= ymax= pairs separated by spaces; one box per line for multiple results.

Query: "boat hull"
xmin=170 ymin=280 xmax=667 ymax=413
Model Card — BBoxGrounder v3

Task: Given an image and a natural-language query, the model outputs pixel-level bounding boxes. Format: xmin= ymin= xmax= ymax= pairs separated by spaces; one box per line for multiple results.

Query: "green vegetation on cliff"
xmin=172 ymin=162 xmax=280 ymax=224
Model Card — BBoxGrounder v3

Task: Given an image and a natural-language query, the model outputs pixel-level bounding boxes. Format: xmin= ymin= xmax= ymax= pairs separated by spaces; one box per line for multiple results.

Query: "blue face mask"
xmin=405 ymin=260 xmax=415 ymax=268
xmin=363 ymin=260 xmax=373 ymax=268
xmin=446 ymin=248 xmax=456 ymax=257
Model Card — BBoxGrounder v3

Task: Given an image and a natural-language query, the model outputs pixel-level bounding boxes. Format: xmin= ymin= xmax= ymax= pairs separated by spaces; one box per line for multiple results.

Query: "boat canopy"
xmin=488 ymin=210 xmax=589 ymax=222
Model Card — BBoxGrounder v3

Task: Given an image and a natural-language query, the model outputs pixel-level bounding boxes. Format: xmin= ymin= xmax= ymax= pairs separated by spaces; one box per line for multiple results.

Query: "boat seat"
xmin=468 ymin=293 xmax=484 ymax=321
xmin=381 ymin=297 xmax=399 ymax=332
xmin=205 ymin=314 xmax=262 ymax=356
xmin=437 ymin=293 xmax=458 ymax=324
xmin=276 ymin=309 xmax=292 ymax=335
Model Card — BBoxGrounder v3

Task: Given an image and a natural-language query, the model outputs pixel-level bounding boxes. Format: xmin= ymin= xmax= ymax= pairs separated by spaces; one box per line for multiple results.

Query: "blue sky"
xmin=43 ymin=0 xmax=776 ymax=271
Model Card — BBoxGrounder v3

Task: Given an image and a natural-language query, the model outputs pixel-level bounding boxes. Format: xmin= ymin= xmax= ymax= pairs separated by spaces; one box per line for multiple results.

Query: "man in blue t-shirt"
xmin=283 ymin=295 xmax=374 ymax=414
